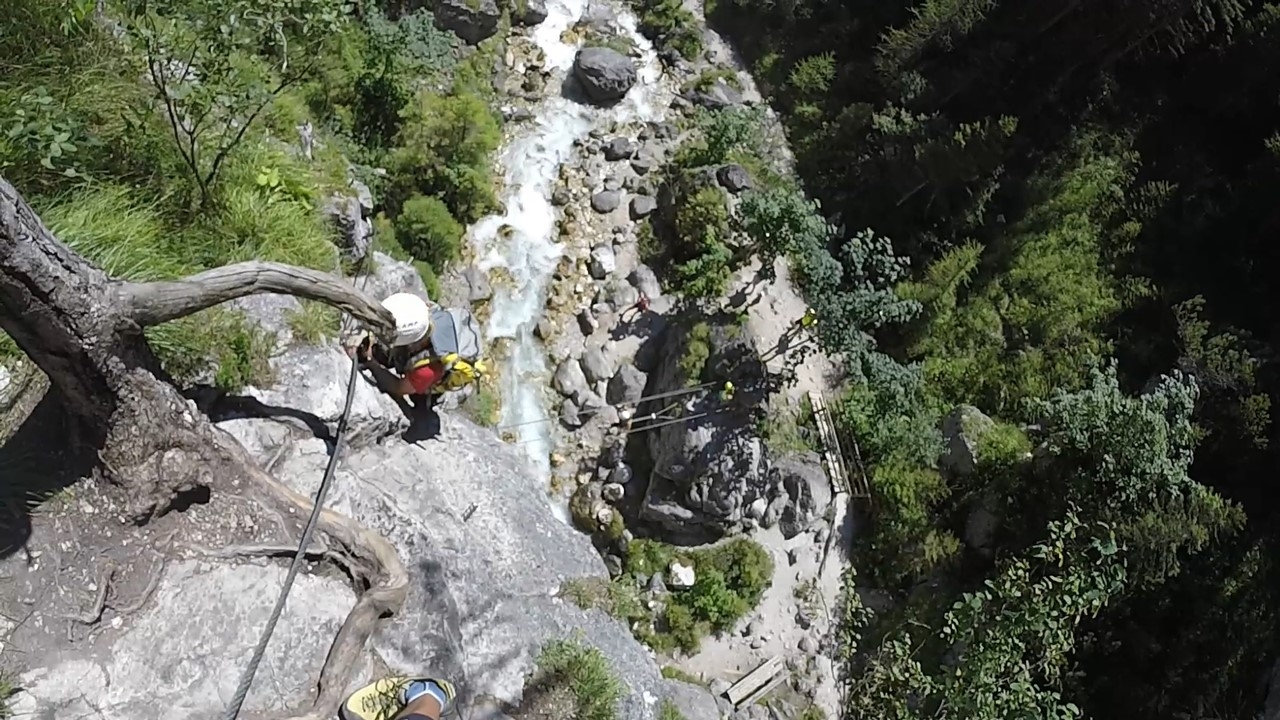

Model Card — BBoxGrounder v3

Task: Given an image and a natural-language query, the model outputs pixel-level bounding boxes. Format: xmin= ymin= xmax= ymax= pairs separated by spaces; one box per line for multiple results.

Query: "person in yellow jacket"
xmin=348 ymin=293 xmax=447 ymax=404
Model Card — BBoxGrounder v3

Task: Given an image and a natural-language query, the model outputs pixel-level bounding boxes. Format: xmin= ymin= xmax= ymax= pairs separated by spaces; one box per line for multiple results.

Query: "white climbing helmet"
xmin=381 ymin=292 xmax=433 ymax=347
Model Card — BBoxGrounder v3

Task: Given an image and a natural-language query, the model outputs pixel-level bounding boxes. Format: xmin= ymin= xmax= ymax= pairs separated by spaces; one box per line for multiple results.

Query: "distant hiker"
xmin=348 ymin=293 xmax=488 ymax=407
xmin=800 ymin=307 xmax=817 ymax=329
xmin=622 ymin=292 xmax=651 ymax=321
xmin=720 ymin=380 xmax=736 ymax=402
xmin=340 ymin=675 xmax=456 ymax=720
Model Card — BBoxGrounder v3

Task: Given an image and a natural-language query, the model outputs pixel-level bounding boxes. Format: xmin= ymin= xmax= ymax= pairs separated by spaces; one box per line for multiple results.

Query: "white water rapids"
xmin=469 ymin=0 xmax=671 ymax=520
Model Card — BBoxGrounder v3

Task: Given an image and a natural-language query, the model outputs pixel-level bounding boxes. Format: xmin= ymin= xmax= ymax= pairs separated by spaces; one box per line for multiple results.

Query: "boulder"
xmin=463 ymin=265 xmax=493 ymax=303
xmin=553 ymin=358 xmax=590 ymax=399
xmin=628 ymin=265 xmax=662 ymax=299
xmin=681 ymin=77 xmax=743 ymax=110
xmin=603 ymin=137 xmax=637 ymax=160
xmin=640 ymin=320 xmax=773 ymax=534
xmin=431 ymin=0 xmax=501 ymax=44
xmin=591 ymin=190 xmax=623 ymax=213
xmin=772 ymin=453 xmax=832 ymax=539
xmin=940 ymin=405 xmax=995 ymax=479
xmin=572 ymin=47 xmax=638 ymax=106
xmin=716 ymin=163 xmax=754 ymax=194
xmin=964 ymin=493 xmax=1000 ymax=552
xmin=581 ymin=347 xmax=613 ymax=385
xmin=607 ymin=365 xmax=647 ymax=405
xmin=610 ymin=463 xmax=634 ymax=485
xmin=513 ymin=0 xmax=548 ymax=25
xmin=560 ymin=399 xmax=583 ymax=428
xmin=629 ymin=195 xmax=657 ymax=220
xmin=589 ymin=244 xmax=617 ymax=278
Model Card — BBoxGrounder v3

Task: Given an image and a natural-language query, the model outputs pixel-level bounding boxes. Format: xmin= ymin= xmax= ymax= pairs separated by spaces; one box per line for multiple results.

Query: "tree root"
xmin=65 ymin=563 xmax=114 ymax=625
xmin=211 ymin=429 xmax=409 ymax=720
xmin=110 ymin=556 xmax=165 ymax=615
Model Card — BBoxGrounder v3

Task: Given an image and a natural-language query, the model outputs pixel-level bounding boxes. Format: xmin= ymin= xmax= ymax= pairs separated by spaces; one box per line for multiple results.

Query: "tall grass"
xmin=534 ymin=639 xmax=624 ymax=720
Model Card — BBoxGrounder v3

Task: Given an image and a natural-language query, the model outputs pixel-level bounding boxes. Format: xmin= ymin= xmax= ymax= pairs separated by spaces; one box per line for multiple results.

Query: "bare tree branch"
xmin=116 ymin=261 xmax=395 ymax=339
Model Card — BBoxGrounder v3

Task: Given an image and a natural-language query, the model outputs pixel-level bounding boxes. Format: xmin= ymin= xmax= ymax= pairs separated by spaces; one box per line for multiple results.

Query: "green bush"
xmin=534 ymin=639 xmax=624 ymax=720
xmin=631 ymin=0 xmax=704 ymax=59
xmin=387 ymin=89 xmax=501 ymax=223
xmin=396 ymin=194 xmax=464 ymax=267
xmin=372 ymin=212 xmax=444 ymax=299
xmin=863 ymin=459 xmax=959 ymax=586
xmin=677 ymin=322 xmax=712 ymax=384
xmin=623 ymin=537 xmax=774 ymax=652
xmin=671 ymin=186 xmax=733 ymax=298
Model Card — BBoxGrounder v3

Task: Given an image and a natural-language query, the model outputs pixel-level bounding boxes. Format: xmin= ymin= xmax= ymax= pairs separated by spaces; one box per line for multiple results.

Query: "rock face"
xmin=572 ymin=47 xmax=638 ymax=105
xmin=13 ymin=256 xmax=718 ymax=720
xmin=323 ymin=192 xmax=373 ymax=263
xmin=640 ymin=319 xmax=774 ymax=536
xmin=681 ymin=77 xmax=743 ymax=110
xmin=12 ymin=562 xmax=361 ymax=719
xmin=432 ymin=0 xmax=501 ymax=44
xmin=772 ymin=452 xmax=832 ymax=539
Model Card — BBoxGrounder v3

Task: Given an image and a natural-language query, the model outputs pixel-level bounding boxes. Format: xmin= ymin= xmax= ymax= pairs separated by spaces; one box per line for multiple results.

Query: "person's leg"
xmin=392 ymin=679 xmax=453 ymax=720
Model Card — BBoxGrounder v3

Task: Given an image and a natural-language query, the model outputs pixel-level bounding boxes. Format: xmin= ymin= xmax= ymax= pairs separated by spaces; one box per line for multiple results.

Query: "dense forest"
xmin=687 ymin=0 xmax=1280 ymax=717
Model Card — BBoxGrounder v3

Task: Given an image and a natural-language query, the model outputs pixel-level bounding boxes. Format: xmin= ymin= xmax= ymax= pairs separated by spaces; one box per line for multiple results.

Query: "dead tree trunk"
xmin=0 ymin=176 xmax=407 ymax=717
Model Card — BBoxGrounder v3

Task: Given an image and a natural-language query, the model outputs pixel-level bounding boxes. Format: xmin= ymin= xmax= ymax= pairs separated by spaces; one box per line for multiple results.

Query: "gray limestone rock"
xmin=629 ymin=195 xmax=657 ymax=220
xmin=572 ymin=47 xmax=638 ymax=105
xmin=432 ymin=0 xmax=501 ymax=44
xmin=591 ymin=190 xmax=623 ymax=214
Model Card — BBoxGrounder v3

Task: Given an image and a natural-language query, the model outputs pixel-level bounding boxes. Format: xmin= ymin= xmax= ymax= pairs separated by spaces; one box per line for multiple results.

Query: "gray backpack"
xmin=424 ymin=308 xmax=487 ymax=391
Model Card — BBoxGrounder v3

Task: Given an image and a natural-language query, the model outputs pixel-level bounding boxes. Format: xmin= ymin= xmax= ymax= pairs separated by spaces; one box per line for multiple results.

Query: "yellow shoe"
xmin=339 ymin=676 xmax=413 ymax=720
xmin=339 ymin=676 xmax=457 ymax=720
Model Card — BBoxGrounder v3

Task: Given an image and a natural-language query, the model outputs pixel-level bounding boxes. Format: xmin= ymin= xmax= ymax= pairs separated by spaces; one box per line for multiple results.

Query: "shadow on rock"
xmin=193 ymin=386 xmax=335 ymax=444
xmin=0 ymin=392 xmax=97 ymax=559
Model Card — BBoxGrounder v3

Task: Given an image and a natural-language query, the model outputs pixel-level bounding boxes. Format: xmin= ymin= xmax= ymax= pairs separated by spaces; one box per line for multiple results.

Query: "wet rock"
xmin=553 ymin=358 xmax=589 ymax=398
xmin=607 ymin=365 xmax=647 ymax=405
xmin=604 ymin=137 xmax=637 ymax=160
xmin=581 ymin=347 xmax=613 ymax=385
xmin=502 ymin=105 xmax=536 ymax=123
xmin=560 ymin=399 xmax=583 ymax=428
xmin=610 ymin=464 xmax=633 ymax=485
xmin=716 ymin=163 xmax=753 ymax=193
xmin=431 ymin=0 xmax=501 ymax=44
xmin=630 ymin=195 xmax=657 ymax=220
xmin=535 ymin=318 xmax=555 ymax=340
xmin=602 ymin=482 xmax=625 ymax=503
xmin=591 ymin=190 xmax=623 ymax=213
xmin=513 ymin=0 xmax=548 ymax=25
xmin=551 ymin=187 xmax=572 ymax=206
xmin=589 ymin=244 xmax=617 ymax=278
xmin=682 ymin=77 xmax=743 ymax=110
xmin=463 ymin=266 xmax=492 ymax=303
xmin=572 ymin=47 xmax=637 ymax=106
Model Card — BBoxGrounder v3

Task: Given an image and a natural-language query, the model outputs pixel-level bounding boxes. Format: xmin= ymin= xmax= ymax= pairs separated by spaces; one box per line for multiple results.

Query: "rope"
xmin=224 ymin=251 xmax=374 ymax=720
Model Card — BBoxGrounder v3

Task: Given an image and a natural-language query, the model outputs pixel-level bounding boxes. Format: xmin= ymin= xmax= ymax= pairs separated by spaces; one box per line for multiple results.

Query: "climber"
xmin=347 ymin=292 xmax=447 ymax=404
xmin=720 ymin=380 xmax=735 ymax=402
xmin=340 ymin=676 xmax=457 ymax=720
xmin=800 ymin=307 xmax=818 ymax=329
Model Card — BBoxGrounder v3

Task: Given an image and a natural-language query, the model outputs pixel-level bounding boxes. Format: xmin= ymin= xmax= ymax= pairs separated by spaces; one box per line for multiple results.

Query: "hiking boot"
xmin=339 ymin=676 xmax=456 ymax=720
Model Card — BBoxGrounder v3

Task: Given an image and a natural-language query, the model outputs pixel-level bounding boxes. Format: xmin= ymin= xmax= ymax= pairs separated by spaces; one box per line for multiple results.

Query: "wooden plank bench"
xmin=724 ymin=655 xmax=786 ymax=708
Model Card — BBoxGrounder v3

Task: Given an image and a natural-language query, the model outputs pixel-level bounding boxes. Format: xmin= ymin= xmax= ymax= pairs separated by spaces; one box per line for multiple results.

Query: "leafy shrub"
xmin=630 ymin=0 xmax=703 ymax=59
xmin=863 ymin=459 xmax=959 ymax=586
xmin=373 ymin=213 xmax=444 ymax=299
xmin=671 ymin=186 xmax=733 ymax=298
xmin=395 ymin=194 xmax=464 ymax=267
xmin=387 ymin=89 xmax=501 ymax=223
xmin=672 ymin=106 xmax=765 ymax=169
xmin=623 ymin=537 xmax=774 ymax=651
xmin=677 ymin=322 xmax=712 ymax=384
xmin=788 ymin=52 xmax=836 ymax=97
